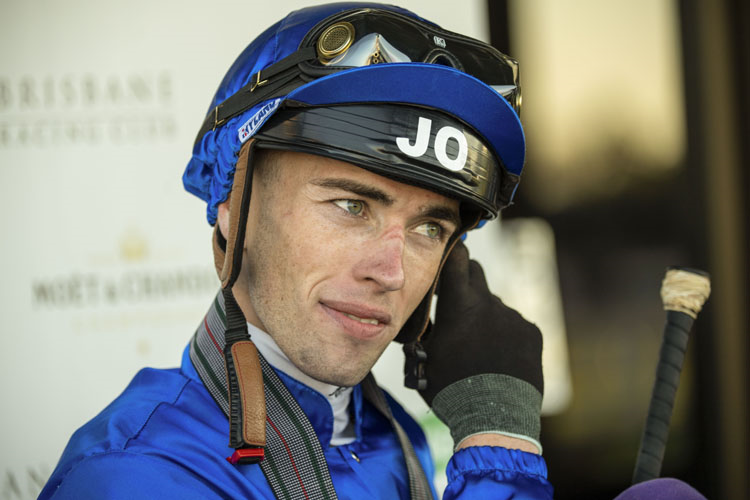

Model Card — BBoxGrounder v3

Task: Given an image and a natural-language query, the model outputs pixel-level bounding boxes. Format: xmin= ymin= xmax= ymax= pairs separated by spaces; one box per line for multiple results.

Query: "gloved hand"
xmin=413 ymin=240 xmax=544 ymax=450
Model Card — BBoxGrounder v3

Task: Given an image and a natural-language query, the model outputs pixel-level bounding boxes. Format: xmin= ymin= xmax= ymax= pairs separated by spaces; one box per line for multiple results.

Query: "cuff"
xmin=432 ymin=374 xmax=542 ymax=447
xmin=447 ymin=446 xmax=549 ymax=482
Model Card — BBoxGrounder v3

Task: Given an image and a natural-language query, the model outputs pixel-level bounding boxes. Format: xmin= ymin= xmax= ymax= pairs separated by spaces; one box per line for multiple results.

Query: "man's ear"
xmin=217 ymin=198 xmax=231 ymax=240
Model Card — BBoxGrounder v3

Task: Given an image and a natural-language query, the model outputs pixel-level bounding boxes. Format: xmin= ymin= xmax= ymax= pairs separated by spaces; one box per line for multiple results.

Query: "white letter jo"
xmin=396 ymin=117 xmax=468 ymax=172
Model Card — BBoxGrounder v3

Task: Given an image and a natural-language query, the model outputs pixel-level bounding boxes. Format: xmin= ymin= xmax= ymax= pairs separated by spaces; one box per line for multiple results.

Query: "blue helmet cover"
xmin=183 ymin=2 xmax=525 ymax=225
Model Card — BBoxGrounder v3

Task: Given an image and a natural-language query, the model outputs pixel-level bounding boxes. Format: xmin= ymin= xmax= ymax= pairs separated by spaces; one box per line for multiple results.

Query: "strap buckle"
xmin=212 ymin=105 xmax=226 ymax=131
xmin=227 ymin=447 xmax=265 ymax=465
xmin=250 ymin=71 xmax=269 ymax=92
xmin=403 ymin=341 xmax=428 ymax=390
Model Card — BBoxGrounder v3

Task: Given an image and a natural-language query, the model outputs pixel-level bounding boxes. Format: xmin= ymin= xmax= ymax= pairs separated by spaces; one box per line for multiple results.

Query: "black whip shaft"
xmin=632 ymin=310 xmax=695 ymax=484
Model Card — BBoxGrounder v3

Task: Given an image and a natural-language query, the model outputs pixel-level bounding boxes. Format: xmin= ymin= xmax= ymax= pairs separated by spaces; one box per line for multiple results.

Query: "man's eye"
xmin=414 ymin=222 xmax=443 ymax=240
xmin=333 ymin=199 xmax=365 ymax=216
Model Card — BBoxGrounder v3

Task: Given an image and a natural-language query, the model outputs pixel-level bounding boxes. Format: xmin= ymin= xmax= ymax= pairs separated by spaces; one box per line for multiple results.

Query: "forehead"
xmin=264 ymin=149 xmax=460 ymax=209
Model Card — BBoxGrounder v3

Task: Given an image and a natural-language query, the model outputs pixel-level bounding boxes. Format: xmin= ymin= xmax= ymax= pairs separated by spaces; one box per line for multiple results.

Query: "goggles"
xmin=301 ymin=9 xmax=521 ymax=112
xmin=194 ymin=8 xmax=521 ymax=147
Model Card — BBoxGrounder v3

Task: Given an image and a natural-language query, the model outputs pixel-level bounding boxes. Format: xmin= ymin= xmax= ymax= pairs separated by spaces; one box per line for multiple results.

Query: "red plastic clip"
xmin=227 ymin=447 xmax=265 ymax=465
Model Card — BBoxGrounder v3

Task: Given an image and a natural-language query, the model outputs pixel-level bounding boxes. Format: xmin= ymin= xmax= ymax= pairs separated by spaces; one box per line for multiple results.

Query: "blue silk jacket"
xmin=39 ymin=345 xmax=553 ymax=499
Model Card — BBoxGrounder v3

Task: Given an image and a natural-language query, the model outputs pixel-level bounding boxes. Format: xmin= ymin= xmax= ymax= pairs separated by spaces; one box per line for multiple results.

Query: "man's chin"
xmin=284 ymin=334 xmax=389 ymax=387
xmin=299 ymin=360 xmax=372 ymax=388
xmin=314 ymin=371 xmax=368 ymax=388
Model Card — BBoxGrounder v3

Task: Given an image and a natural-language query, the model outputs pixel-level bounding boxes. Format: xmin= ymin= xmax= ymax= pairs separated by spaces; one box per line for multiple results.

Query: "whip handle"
xmin=632 ymin=310 xmax=694 ymax=483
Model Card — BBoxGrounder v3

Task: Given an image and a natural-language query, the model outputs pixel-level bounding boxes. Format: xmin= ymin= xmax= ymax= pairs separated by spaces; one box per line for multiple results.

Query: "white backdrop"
xmin=0 ymin=2 xmax=568 ymax=498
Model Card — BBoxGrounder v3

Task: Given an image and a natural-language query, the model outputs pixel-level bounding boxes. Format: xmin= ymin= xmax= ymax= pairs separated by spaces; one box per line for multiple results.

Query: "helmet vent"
xmin=317 ymin=22 xmax=355 ymax=60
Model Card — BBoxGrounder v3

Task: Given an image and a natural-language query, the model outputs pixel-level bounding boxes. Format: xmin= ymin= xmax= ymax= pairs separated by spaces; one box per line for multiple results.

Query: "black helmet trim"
xmin=254 ymin=102 xmax=503 ymax=220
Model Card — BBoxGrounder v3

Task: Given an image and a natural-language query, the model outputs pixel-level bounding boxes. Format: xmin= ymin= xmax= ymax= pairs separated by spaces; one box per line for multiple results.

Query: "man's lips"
xmin=319 ymin=300 xmax=392 ymax=325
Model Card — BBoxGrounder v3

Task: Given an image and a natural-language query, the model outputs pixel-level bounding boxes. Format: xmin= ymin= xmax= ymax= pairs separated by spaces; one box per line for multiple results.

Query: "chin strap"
xmin=402 ymin=214 xmax=482 ymax=390
xmin=403 ymin=340 xmax=429 ymax=391
xmin=212 ymin=140 xmax=268 ymax=464
xmin=223 ymin=288 xmax=266 ymax=464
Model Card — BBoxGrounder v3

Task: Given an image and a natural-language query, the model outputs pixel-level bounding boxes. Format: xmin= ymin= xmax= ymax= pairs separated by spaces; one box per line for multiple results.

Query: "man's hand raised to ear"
xmin=419 ymin=240 xmax=544 ymax=453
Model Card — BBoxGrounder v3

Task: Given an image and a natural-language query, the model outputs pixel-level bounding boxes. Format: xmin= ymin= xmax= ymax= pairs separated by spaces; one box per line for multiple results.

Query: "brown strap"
xmin=231 ymin=341 xmax=266 ymax=446
xmin=212 ymin=225 xmax=226 ymax=280
xmin=217 ymin=139 xmax=256 ymax=288
xmin=223 ymin=288 xmax=266 ymax=464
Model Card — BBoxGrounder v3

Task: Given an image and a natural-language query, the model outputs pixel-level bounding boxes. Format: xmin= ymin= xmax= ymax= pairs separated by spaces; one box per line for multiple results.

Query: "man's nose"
xmin=353 ymin=226 xmax=406 ymax=292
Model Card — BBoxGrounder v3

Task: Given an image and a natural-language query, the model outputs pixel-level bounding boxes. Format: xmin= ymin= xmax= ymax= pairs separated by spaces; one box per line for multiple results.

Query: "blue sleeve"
xmin=40 ymin=452 xmax=224 ymax=500
xmin=443 ymin=447 xmax=554 ymax=500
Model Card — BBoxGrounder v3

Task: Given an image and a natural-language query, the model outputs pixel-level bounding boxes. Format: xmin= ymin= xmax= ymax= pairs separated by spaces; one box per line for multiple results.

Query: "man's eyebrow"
xmin=310 ymin=178 xmax=394 ymax=205
xmin=420 ymin=205 xmax=461 ymax=228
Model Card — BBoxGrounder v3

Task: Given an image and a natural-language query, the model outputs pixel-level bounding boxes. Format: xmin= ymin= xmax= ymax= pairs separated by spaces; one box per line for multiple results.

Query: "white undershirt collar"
xmin=247 ymin=322 xmax=356 ymax=446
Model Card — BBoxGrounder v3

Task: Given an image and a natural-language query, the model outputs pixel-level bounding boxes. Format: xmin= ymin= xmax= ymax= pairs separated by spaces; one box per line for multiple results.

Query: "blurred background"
xmin=1 ymin=0 xmax=747 ymax=499
xmin=492 ymin=1 xmax=749 ymax=498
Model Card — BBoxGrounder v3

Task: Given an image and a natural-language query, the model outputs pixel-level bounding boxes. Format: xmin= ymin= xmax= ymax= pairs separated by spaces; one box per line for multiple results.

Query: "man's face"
xmin=237 ymin=150 xmax=460 ymax=387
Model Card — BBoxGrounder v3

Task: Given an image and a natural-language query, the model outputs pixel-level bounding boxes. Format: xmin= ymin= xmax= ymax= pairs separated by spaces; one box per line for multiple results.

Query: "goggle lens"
xmin=304 ymin=10 xmax=521 ymax=114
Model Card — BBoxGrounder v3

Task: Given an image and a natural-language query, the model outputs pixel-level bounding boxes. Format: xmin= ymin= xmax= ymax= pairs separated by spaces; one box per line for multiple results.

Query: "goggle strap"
xmin=194 ymin=46 xmax=317 ymax=146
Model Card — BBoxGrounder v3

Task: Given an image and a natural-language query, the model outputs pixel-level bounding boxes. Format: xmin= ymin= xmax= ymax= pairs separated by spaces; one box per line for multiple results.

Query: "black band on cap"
xmin=253 ymin=102 xmax=503 ymax=219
